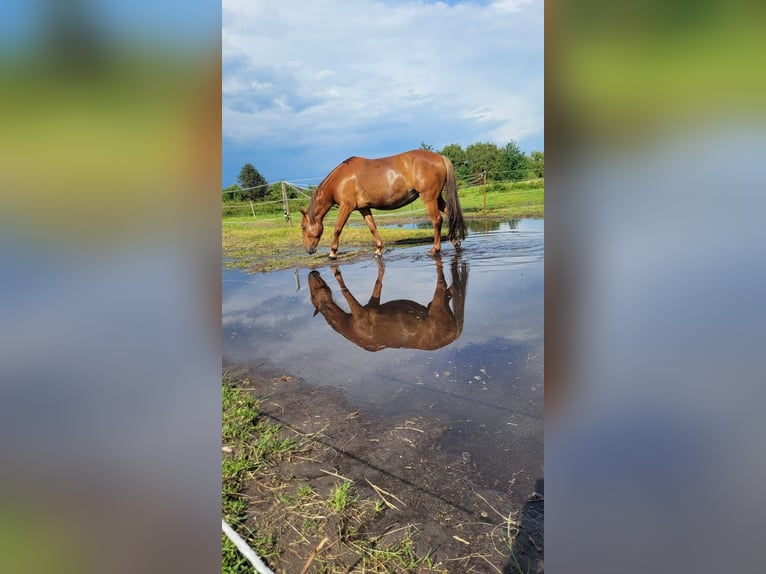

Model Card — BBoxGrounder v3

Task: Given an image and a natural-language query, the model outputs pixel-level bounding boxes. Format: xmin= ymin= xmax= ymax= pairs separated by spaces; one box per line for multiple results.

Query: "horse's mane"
xmin=309 ymin=158 xmax=351 ymax=220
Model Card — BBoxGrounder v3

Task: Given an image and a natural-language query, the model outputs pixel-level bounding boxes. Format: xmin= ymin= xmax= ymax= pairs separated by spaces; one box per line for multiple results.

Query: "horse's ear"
xmin=312 ymin=308 xmax=319 ymax=318
xmin=299 ymin=207 xmax=308 ymax=217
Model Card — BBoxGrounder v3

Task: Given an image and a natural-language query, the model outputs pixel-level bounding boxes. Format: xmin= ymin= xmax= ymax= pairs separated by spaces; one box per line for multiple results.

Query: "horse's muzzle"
xmin=307 ymin=246 xmax=316 ymax=255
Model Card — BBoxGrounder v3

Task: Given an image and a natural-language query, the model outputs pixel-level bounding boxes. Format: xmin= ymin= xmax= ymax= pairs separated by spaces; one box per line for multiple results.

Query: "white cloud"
xmin=222 ymin=0 xmax=543 ymax=153
xmin=490 ymin=0 xmax=537 ymax=12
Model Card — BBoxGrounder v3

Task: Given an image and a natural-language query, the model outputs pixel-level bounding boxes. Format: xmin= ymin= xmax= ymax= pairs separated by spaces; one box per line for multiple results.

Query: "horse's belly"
xmin=378 ymin=189 xmax=419 ymax=211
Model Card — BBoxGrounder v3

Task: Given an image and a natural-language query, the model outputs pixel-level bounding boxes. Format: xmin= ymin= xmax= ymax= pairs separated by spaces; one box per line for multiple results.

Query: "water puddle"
xmin=223 ymin=218 xmax=543 ymax=498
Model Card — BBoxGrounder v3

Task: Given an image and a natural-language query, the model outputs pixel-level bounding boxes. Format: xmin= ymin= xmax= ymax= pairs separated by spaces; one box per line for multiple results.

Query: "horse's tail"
xmin=441 ymin=155 xmax=466 ymax=244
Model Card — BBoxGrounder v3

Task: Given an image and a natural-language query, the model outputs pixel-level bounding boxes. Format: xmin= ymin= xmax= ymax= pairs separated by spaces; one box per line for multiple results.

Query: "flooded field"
xmin=222 ymin=218 xmax=543 ymax=503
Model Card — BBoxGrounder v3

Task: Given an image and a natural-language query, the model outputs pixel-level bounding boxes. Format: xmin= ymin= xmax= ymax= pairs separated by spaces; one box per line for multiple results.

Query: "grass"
xmin=221 ymin=377 xmax=289 ymax=573
xmin=327 ymin=481 xmax=355 ymax=513
xmin=222 ymin=180 xmax=543 ymax=272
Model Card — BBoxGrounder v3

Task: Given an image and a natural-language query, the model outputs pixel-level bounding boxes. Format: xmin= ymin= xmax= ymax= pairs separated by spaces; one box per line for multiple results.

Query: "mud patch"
xmin=227 ymin=365 xmax=543 ymax=573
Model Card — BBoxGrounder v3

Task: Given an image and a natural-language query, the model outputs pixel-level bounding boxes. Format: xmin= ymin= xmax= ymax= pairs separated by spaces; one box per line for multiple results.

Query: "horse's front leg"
xmin=330 ymin=205 xmax=354 ymax=259
xmin=359 ymin=208 xmax=384 ymax=257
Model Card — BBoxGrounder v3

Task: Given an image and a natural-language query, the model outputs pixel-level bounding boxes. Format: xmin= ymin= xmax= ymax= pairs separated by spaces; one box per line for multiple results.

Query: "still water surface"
xmin=222 ymin=218 xmax=543 ymax=497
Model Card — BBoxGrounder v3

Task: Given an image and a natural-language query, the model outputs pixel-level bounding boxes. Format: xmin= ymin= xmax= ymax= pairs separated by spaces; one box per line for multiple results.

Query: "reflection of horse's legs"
xmin=430 ymin=256 xmax=450 ymax=311
xmin=425 ymin=199 xmax=443 ymax=256
xmin=330 ymin=204 xmax=354 ymax=259
xmin=368 ymin=258 xmax=385 ymax=306
xmin=448 ymin=258 xmax=467 ymax=333
xmin=332 ymin=267 xmax=365 ymax=314
xmin=359 ymin=208 xmax=384 ymax=257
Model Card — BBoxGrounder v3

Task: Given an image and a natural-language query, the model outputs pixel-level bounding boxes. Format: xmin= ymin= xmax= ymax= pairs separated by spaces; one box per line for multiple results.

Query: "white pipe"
xmin=221 ymin=519 xmax=276 ymax=574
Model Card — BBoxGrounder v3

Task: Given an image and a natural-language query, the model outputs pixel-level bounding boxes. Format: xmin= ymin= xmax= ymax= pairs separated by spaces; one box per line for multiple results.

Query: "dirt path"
xmin=227 ymin=365 xmax=543 ymax=573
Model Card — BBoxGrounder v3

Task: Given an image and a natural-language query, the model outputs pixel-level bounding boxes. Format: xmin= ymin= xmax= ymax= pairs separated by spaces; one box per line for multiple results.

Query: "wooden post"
xmin=281 ymin=180 xmax=291 ymax=223
xmin=249 ymin=200 xmax=256 ymax=218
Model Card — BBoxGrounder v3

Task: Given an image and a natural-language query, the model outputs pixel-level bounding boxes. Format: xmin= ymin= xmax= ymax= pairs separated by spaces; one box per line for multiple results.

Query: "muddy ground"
xmin=227 ymin=364 xmax=543 ymax=573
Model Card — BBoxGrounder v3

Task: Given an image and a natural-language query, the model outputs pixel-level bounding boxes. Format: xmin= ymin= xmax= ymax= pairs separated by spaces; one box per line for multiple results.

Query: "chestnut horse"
xmin=300 ymin=150 xmax=466 ymax=258
xmin=308 ymin=258 xmax=468 ymax=352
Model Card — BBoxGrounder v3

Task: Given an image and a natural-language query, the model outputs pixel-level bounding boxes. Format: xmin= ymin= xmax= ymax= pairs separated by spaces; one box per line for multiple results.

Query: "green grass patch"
xmin=327 ymin=480 xmax=356 ymax=513
xmin=221 ymin=377 xmax=296 ymax=573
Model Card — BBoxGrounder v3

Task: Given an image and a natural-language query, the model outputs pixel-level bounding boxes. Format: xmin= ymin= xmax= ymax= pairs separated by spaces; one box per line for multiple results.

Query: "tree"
xmin=237 ymin=163 xmax=268 ymax=200
xmin=222 ymin=183 xmax=242 ymax=202
xmin=266 ymin=182 xmax=283 ymax=202
xmin=465 ymin=142 xmax=502 ymax=181
xmin=439 ymin=143 xmax=470 ymax=182
xmin=528 ymin=150 xmax=544 ymax=178
xmin=419 ymin=142 xmax=434 ymax=151
xmin=500 ymin=141 xmax=529 ymax=181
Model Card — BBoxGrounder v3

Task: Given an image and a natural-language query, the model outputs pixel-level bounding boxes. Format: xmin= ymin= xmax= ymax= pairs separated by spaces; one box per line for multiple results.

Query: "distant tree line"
xmin=223 ymin=163 xmax=300 ymax=203
xmin=424 ymin=141 xmax=543 ymax=184
xmin=225 ymin=141 xmax=543 ymax=201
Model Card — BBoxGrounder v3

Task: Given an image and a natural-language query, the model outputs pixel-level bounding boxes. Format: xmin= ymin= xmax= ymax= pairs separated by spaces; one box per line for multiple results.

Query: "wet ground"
xmin=223 ymin=218 xmax=544 ymax=571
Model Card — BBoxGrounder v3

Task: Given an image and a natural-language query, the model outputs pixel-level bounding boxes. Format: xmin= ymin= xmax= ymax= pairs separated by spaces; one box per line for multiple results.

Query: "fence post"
xmin=249 ymin=201 xmax=256 ymax=218
xmin=482 ymin=171 xmax=487 ymax=211
xmin=281 ymin=180 xmax=291 ymax=223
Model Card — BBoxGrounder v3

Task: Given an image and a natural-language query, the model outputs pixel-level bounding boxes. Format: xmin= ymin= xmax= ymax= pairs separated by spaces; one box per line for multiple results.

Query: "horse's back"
xmin=343 ymin=150 xmax=446 ymax=199
xmin=338 ymin=150 xmax=440 ymax=172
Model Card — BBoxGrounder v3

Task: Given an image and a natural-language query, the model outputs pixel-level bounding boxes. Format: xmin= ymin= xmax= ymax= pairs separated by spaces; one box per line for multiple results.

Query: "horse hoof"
xmin=328 ymin=252 xmax=338 ymax=260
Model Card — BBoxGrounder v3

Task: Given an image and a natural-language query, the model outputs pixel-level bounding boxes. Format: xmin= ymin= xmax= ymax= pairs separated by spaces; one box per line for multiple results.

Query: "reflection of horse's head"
xmin=307 ymin=259 xmax=468 ymax=352
xmin=308 ymin=270 xmax=332 ymax=317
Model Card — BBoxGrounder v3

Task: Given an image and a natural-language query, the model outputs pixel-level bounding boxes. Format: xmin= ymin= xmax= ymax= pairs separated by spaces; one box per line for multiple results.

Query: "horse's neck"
xmin=318 ymin=300 xmax=353 ymax=332
xmin=311 ymin=184 xmax=335 ymax=219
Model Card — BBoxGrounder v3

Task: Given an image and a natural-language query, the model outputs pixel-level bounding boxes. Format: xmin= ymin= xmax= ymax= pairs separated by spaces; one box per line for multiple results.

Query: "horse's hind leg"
xmin=425 ymin=200 xmax=443 ymax=256
xmin=359 ymin=208 xmax=384 ymax=257
xmin=438 ymin=195 xmax=462 ymax=251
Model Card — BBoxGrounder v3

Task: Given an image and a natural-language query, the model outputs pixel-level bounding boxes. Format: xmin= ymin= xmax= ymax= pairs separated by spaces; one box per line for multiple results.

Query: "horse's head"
xmin=307 ymin=270 xmax=332 ymax=316
xmin=299 ymin=207 xmax=324 ymax=254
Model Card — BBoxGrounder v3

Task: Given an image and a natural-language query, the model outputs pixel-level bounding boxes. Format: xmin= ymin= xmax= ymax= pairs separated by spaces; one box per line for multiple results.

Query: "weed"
xmin=221 ymin=534 xmax=251 ymax=574
xmin=327 ymin=480 xmax=355 ymax=513
xmin=296 ymin=483 xmax=315 ymax=500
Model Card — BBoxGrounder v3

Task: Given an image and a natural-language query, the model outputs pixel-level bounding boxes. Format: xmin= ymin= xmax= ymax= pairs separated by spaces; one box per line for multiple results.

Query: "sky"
xmin=222 ymin=0 xmax=543 ymax=186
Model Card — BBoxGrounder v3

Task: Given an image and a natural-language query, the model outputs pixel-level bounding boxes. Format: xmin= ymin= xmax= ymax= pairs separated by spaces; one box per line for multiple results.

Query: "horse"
xmin=308 ymin=257 xmax=468 ymax=352
xmin=299 ymin=149 xmax=466 ymax=258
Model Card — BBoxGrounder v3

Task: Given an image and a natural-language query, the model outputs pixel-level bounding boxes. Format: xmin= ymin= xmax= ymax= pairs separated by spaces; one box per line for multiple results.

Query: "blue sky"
xmin=222 ymin=0 xmax=543 ymax=186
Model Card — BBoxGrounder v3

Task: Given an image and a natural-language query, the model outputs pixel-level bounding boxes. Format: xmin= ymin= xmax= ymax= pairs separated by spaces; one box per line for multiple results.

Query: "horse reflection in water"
xmin=308 ymin=258 xmax=468 ymax=352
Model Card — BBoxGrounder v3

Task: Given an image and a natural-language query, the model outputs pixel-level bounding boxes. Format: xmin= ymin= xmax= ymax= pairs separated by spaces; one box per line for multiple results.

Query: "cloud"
xmin=223 ymin=0 xmax=543 ymax=167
